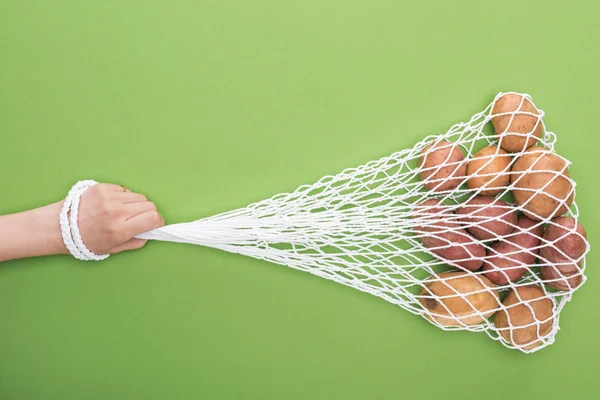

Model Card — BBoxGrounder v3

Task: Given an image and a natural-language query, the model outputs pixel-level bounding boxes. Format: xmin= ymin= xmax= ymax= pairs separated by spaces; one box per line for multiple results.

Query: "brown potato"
xmin=491 ymin=93 xmax=543 ymax=152
xmin=483 ymin=216 xmax=543 ymax=285
xmin=540 ymin=217 xmax=587 ymax=290
xmin=419 ymin=141 xmax=467 ymax=192
xmin=511 ymin=147 xmax=574 ymax=220
xmin=466 ymin=146 xmax=512 ymax=196
xmin=413 ymin=199 xmax=485 ymax=271
xmin=455 ymin=196 xmax=517 ymax=241
xmin=494 ymin=285 xmax=555 ymax=351
xmin=419 ymin=271 xmax=499 ymax=326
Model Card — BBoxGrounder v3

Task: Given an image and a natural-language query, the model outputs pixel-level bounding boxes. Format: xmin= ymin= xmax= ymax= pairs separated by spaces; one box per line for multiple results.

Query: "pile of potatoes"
xmin=414 ymin=93 xmax=588 ymax=351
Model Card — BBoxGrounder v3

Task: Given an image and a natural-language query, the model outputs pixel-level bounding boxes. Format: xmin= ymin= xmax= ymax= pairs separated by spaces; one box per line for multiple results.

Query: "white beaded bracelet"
xmin=59 ymin=180 xmax=110 ymax=261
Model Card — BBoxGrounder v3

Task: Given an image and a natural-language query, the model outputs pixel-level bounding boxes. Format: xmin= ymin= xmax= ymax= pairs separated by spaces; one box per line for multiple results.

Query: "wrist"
xmin=37 ymin=201 xmax=69 ymax=256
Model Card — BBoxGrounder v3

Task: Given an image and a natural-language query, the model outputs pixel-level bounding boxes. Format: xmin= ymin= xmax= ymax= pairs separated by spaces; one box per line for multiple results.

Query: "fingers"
xmin=99 ymin=183 xmax=129 ymax=192
xmin=114 ymin=192 xmax=148 ymax=204
xmin=98 ymin=183 xmax=151 ymax=204
xmin=78 ymin=182 xmax=163 ymax=255
xmin=124 ymin=210 xmax=165 ymax=238
xmin=124 ymin=201 xmax=157 ymax=219
xmin=110 ymin=238 xmax=148 ymax=254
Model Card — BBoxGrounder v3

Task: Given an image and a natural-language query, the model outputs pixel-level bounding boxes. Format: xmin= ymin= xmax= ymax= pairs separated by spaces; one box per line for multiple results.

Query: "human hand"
xmin=76 ymin=183 xmax=164 ymax=254
xmin=0 ymin=182 xmax=164 ymax=263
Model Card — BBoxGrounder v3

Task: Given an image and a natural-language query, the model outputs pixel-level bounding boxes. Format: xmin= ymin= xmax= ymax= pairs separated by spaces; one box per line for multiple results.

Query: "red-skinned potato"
xmin=482 ymin=216 xmax=543 ymax=285
xmin=540 ymin=217 xmax=587 ymax=290
xmin=413 ymin=199 xmax=485 ymax=271
xmin=455 ymin=196 xmax=517 ymax=241
xmin=419 ymin=141 xmax=467 ymax=192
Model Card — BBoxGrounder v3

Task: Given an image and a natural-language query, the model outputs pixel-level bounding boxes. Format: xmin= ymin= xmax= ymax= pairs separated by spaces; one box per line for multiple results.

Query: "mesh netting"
xmin=138 ymin=92 xmax=589 ymax=353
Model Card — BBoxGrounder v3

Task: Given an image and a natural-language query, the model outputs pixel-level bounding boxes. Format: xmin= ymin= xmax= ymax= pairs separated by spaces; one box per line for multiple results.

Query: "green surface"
xmin=1 ymin=1 xmax=599 ymax=399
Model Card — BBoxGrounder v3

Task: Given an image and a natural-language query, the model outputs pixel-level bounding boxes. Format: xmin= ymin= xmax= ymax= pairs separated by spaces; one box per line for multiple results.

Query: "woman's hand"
xmin=0 ymin=182 xmax=164 ymax=262
xmin=77 ymin=183 xmax=164 ymax=255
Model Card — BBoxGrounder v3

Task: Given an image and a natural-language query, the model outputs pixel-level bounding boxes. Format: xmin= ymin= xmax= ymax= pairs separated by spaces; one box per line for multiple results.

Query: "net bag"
xmin=131 ymin=92 xmax=589 ymax=353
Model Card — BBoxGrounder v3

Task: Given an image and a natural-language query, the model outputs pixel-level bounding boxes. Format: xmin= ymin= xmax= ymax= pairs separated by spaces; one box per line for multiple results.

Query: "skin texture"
xmin=455 ymin=196 xmax=517 ymax=241
xmin=491 ymin=93 xmax=543 ymax=152
xmin=539 ymin=217 xmax=587 ymax=290
xmin=419 ymin=141 xmax=467 ymax=192
xmin=511 ymin=146 xmax=574 ymax=220
xmin=0 ymin=183 xmax=164 ymax=262
xmin=482 ymin=216 xmax=543 ymax=285
xmin=466 ymin=145 xmax=512 ymax=196
xmin=413 ymin=199 xmax=485 ymax=271
xmin=494 ymin=285 xmax=554 ymax=351
xmin=419 ymin=271 xmax=499 ymax=326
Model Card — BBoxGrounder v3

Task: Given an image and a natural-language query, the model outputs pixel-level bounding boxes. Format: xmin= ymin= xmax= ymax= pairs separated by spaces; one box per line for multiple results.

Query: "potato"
xmin=540 ymin=217 xmax=587 ymax=290
xmin=511 ymin=146 xmax=574 ymax=220
xmin=541 ymin=263 xmax=582 ymax=292
xmin=455 ymin=196 xmax=517 ymax=241
xmin=413 ymin=199 xmax=485 ymax=271
xmin=419 ymin=141 xmax=467 ymax=192
xmin=466 ymin=146 xmax=512 ymax=196
xmin=494 ymin=285 xmax=555 ymax=351
xmin=491 ymin=93 xmax=543 ymax=152
xmin=419 ymin=271 xmax=499 ymax=326
xmin=482 ymin=216 xmax=543 ymax=285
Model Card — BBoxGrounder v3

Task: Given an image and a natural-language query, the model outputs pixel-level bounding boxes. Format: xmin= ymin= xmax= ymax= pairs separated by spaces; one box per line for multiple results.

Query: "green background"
xmin=1 ymin=1 xmax=599 ymax=399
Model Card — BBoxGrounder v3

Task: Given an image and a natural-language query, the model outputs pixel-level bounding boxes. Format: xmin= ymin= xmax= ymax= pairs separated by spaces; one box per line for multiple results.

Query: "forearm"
xmin=0 ymin=201 xmax=68 ymax=263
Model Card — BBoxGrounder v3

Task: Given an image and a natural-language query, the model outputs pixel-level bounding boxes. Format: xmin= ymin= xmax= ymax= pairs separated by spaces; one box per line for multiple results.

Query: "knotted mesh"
xmin=139 ymin=92 xmax=589 ymax=353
